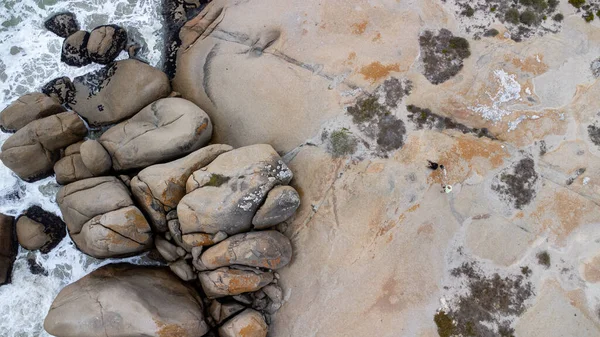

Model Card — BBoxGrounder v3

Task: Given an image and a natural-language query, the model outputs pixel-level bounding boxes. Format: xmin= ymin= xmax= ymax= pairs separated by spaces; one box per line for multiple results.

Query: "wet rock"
xmin=44 ymin=12 xmax=79 ymax=38
xmin=27 ymin=254 xmax=48 ymax=276
xmin=0 ymin=92 xmax=66 ymax=132
xmin=178 ymin=144 xmax=292 ymax=236
xmin=130 ymin=144 xmax=231 ymax=232
xmin=252 ymin=186 xmax=300 ymax=229
xmin=0 ymin=214 xmax=16 ymax=286
xmin=79 ymin=140 xmax=111 ymax=176
xmin=41 ymin=77 xmax=75 ymax=105
xmin=87 ymin=25 xmax=127 ymax=64
xmin=99 ymin=97 xmax=212 ymax=171
xmin=199 ymin=267 xmax=274 ymax=298
xmin=16 ymin=206 xmax=66 ymax=253
xmin=218 ymin=309 xmax=268 ymax=337
xmin=200 ymin=231 xmax=292 ymax=270
xmin=61 ymin=31 xmax=91 ymax=67
xmin=169 ymin=259 xmax=196 ymax=281
xmin=69 ymin=59 xmax=170 ymax=126
xmin=0 ymin=112 xmax=87 ymax=182
xmin=54 ymin=142 xmax=93 ymax=185
xmin=44 ymin=263 xmax=210 ymax=337
xmin=56 ymin=177 xmax=153 ymax=258
xmin=419 ymin=29 xmax=470 ymax=85
xmin=209 ymin=300 xmax=245 ymax=325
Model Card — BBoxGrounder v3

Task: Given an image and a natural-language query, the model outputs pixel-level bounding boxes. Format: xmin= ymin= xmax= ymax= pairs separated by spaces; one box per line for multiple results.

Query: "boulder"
xmin=54 ymin=142 xmax=93 ymax=185
xmin=0 ymin=214 xmax=16 ymax=286
xmin=131 ymin=144 xmax=232 ymax=232
xmin=0 ymin=92 xmax=66 ymax=132
xmin=0 ymin=112 xmax=87 ymax=181
xmin=169 ymin=259 xmax=196 ymax=281
xmin=56 ymin=177 xmax=153 ymax=258
xmin=44 ymin=12 xmax=79 ymax=38
xmin=218 ymin=309 xmax=268 ymax=337
xmin=155 ymin=236 xmax=180 ymax=262
xmin=87 ymin=25 xmax=127 ymax=64
xmin=178 ymin=144 xmax=292 ymax=235
xmin=16 ymin=206 xmax=66 ymax=253
xmin=42 ymin=77 xmax=75 ymax=105
xmin=69 ymin=59 xmax=170 ymax=126
xmin=61 ymin=31 xmax=91 ymax=67
xmin=198 ymin=267 xmax=274 ymax=298
xmin=79 ymin=139 xmax=111 ymax=176
xmin=200 ymin=231 xmax=292 ymax=270
xmin=44 ymin=263 xmax=210 ymax=337
xmin=99 ymin=97 xmax=212 ymax=171
xmin=252 ymin=185 xmax=300 ymax=229
xmin=209 ymin=300 xmax=245 ymax=325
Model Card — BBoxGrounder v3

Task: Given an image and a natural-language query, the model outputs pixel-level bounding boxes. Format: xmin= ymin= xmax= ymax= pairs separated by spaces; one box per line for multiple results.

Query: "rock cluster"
xmin=1 ymin=8 xmax=301 ymax=337
xmin=45 ymin=12 xmax=128 ymax=67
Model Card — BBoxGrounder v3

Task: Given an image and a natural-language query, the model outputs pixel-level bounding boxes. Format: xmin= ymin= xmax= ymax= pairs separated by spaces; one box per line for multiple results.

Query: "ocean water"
xmin=0 ymin=0 xmax=164 ymax=336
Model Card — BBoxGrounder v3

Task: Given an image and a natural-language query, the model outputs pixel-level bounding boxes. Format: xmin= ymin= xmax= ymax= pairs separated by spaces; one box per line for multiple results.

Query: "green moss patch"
xmin=328 ymin=128 xmax=358 ymax=157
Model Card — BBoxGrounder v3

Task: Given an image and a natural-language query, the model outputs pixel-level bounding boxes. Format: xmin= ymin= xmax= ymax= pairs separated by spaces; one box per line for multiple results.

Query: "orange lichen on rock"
xmin=351 ymin=20 xmax=368 ymax=34
xmin=155 ymin=319 xmax=189 ymax=337
xmin=509 ymin=54 xmax=549 ymax=76
xmin=359 ymin=62 xmax=400 ymax=83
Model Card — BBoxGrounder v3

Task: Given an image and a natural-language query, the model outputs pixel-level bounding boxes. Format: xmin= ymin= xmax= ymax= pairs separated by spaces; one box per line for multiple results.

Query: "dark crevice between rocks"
xmin=406 ymin=105 xmax=496 ymax=140
xmin=419 ymin=29 xmax=470 ymax=85
xmin=162 ymin=0 xmax=211 ymax=79
xmin=492 ymin=157 xmax=539 ymax=210
xmin=436 ymin=261 xmax=534 ymax=337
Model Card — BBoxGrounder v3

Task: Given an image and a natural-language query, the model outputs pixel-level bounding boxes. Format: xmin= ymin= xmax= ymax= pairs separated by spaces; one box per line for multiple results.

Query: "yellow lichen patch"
xmin=351 ymin=20 xmax=368 ymax=34
xmin=154 ymin=319 xmax=189 ymax=337
xmin=509 ymin=54 xmax=549 ymax=76
xmin=343 ymin=51 xmax=357 ymax=66
xmin=359 ymin=62 xmax=400 ymax=83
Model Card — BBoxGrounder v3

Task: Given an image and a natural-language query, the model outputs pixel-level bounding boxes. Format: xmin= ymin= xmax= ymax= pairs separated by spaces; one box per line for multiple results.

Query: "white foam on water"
xmin=0 ymin=0 xmax=164 ymax=336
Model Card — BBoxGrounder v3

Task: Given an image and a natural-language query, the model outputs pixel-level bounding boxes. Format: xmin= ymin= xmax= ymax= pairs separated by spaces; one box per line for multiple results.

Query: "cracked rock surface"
xmin=44 ymin=263 xmax=210 ymax=337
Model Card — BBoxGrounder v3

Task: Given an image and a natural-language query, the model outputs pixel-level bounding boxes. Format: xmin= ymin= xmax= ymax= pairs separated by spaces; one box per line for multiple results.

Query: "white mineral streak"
xmin=471 ymin=69 xmax=522 ymax=123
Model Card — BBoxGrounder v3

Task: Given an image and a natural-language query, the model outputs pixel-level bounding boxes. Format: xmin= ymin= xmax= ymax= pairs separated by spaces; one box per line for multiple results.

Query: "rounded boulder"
xmin=61 ymin=30 xmax=91 ymax=67
xmin=99 ymin=97 xmax=212 ymax=171
xmin=44 ymin=12 xmax=79 ymax=38
xmin=44 ymin=263 xmax=210 ymax=337
xmin=200 ymin=231 xmax=292 ymax=270
xmin=16 ymin=206 xmax=66 ymax=253
xmin=87 ymin=25 xmax=127 ymax=64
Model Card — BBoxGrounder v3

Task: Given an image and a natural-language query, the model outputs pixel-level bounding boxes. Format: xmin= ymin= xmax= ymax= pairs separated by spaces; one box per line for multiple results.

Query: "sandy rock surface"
xmin=173 ymin=0 xmax=600 ymax=335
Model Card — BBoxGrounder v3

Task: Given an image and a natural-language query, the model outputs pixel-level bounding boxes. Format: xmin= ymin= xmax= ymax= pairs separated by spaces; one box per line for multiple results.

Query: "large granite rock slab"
xmin=44 ymin=264 xmax=210 ymax=337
